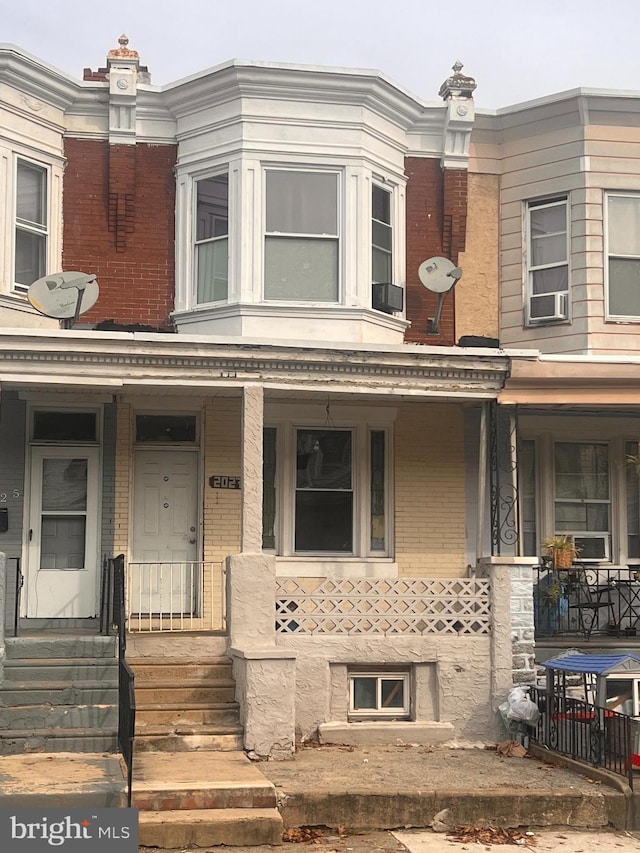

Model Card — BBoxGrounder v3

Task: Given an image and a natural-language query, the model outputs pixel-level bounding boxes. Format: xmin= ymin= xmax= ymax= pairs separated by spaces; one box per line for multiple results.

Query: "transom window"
xmin=372 ymin=185 xmax=392 ymax=284
xmin=526 ymin=197 xmax=569 ymax=323
xmin=135 ymin=414 xmax=198 ymax=444
xmin=607 ymin=194 xmax=640 ymax=318
xmin=264 ymin=170 xmax=339 ymax=302
xmin=15 ymin=159 xmax=48 ymax=291
xmin=195 ymin=174 xmax=229 ymax=303
xmin=349 ymin=671 xmax=410 ymax=719
xmin=31 ymin=411 xmax=97 ymax=443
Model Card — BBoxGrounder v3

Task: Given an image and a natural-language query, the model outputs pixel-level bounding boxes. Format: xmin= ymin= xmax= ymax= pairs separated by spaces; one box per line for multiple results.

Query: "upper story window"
xmin=607 ymin=194 xmax=640 ymax=319
xmin=264 ymin=170 xmax=339 ymax=302
xmin=526 ymin=197 xmax=569 ymax=323
xmin=372 ymin=185 xmax=392 ymax=284
xmin=15 ymin=159 xmax=48 ymax=292
xmin=195 ymin=174 xmax=228 ymax=304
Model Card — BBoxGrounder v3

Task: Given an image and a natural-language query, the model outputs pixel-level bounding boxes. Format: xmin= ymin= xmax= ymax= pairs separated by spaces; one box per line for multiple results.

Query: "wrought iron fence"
xmin=534 ymin=564 xmax=640 ymax=640
xmin=530 ymin=686 xmax=636 ymax=789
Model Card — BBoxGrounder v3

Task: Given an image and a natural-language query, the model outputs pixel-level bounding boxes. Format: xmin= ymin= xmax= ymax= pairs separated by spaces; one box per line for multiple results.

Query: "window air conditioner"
xmin=573 ymin=534 xmax=609 ymax=562
xmin=529 ymin=291 xmax=568 ymax=322
xmin=372 ymin=282 xmax=404 ymax=314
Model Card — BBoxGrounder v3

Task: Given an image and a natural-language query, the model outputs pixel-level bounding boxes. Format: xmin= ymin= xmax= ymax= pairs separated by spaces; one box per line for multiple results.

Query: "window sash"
xmin=526 ymin=198 xmax=568 ymax=322
xmin=607 ymin=195 xmax=640 ymax=318
xmin=15 ymin=159 xmax=48 ymax=289
xmin=372 ymin=185 xmax=392 ymax=284
xmin=194 ymin=174 xmax=229 ymax=304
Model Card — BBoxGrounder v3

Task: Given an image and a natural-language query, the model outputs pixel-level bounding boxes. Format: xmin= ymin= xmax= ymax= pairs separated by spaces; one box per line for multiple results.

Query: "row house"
xmin=0 ymin=37 xmax=549 ymax=762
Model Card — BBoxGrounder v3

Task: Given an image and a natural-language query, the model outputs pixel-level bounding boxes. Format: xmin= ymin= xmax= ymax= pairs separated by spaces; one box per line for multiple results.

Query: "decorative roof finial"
xmin=118 ymin=34 xmax=129 ymax=49
xmin=438 ymin=61 xmax=477 ymax=101
xmin=107 ymin=34 xmax=139 ymax=63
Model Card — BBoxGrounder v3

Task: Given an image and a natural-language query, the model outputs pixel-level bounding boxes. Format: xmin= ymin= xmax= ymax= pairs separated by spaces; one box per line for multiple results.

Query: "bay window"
xmin=264 ymin=170 xmax=339 ymax=302
xmin=195 ymin=174 xmax=229 ymax=303
xmin=526 ymin=197 xmax=569 ymax=323
xmin=15 ymin=158 xmax=48 ymax=291
xmin=607 ymin=194 xmax=640 ymax=318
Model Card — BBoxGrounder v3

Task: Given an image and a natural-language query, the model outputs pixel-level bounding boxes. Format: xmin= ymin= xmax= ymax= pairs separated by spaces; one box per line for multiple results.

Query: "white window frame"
xmin=605 ymin=192 xmax=640 ymax=321
xmin=0 ymin=148 xmax=63 ymax=299
xmin=372 ymin=183 xmax=393 ymax=284
xmin=525 ymin=196 xmax=569 ymax=325
xmin=263 ymin=167 xmax=341 ymax=304
xmin=193 ymin=171 xmax=229 ymax=305
xmin=265 ymin=405 xmax=394 ymax=560
xmin=348 ymin=671 xmax=410 ymax=719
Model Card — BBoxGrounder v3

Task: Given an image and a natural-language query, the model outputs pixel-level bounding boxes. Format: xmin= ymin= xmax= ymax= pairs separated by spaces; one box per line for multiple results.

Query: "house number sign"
xmin=209 ymin=475 xmax=241 ymax=489
xmin=0 ymin=490 xmax=21 ymax=502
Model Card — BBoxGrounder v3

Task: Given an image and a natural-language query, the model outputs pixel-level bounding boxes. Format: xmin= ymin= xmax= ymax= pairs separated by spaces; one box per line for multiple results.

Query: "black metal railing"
xmin=530 ymin=686 xmax=636 ymax=789
xmin=106 ymin=554 xmax=136 ymax=808
xmin=534 ymin=564 xmax=640 ymax=640
xmin=9 ymin=557 xmax=23 ymax=638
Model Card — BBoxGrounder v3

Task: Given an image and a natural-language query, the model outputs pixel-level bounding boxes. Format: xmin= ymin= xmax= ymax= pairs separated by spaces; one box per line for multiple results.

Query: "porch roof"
xmin=542 ymin=652 xmax=640 ymax=675
xmin=500 ymin=355 xmax=640 ymax=406
xmin=0 ymin=327 xmax=516 ymax=401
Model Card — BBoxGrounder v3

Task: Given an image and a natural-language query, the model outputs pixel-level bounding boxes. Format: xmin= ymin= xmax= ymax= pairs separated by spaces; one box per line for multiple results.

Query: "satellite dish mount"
xmin=417 ymin=257 xmax=463 ymax=335
xmin=27 ymin=272 xmax=99 ymax=328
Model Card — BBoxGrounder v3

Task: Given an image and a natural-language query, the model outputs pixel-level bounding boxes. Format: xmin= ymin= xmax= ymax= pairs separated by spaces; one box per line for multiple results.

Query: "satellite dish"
xmin=417 ymin=257 xmax=463 ymax=334
xmin=28 ymin=272 xmax=99 ymax=327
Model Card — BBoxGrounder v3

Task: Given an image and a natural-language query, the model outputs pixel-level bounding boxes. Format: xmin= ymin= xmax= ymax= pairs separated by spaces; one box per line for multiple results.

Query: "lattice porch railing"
xmin=275 ymin=577 xmax=491 ymax=635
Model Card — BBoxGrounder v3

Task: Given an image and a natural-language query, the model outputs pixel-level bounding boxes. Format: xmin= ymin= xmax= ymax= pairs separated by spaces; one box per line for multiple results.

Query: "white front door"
xmin=131 ymin=450 xmax=199 ymax=614
xmin=26 ymin=447 xmax=100 ymax=618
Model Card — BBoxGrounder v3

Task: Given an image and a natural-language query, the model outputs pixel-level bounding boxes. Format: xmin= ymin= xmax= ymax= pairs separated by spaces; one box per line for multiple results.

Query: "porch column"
xmin=477 ymin=556 xmax=537 ymax=736
xmin=241 ymin=384 xmax=263 ymax=553
xmin=228 ymin=384 xmax=296 ymax=759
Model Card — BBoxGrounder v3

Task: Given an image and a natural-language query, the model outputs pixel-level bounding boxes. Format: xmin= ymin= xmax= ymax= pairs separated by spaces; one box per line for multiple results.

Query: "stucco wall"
xmin=456 ymin=173 xmax=500 ymax=342
xmin=277 ymin=634 xmax=495 ymax=744
xmin=395 ymin=402 xmax=467 ymax=577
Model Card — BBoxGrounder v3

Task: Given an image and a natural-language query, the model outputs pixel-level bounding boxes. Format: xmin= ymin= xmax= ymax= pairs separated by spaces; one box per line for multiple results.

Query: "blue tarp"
xmin=541 ymin=652 xmax=640 ymax=675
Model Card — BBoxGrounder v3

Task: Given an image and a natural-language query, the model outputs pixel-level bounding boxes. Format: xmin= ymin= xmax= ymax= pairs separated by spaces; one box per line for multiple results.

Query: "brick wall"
xmin=62 ymin=139 xmax=177 ymax=329
xmin=404 ymin=158 xmax=469 ymax=346
xmin=395 ymin=401 xmax=467 ymax=577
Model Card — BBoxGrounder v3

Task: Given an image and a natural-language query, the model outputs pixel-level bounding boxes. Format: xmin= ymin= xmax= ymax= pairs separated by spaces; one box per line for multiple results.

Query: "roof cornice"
xmin=0 ymin=331 xmax=510 ymax=398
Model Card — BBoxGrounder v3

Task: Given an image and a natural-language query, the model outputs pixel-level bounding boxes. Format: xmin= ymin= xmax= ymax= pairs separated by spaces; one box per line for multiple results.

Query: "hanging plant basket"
xmin=551 ymin=547 xmax=574 ymax=570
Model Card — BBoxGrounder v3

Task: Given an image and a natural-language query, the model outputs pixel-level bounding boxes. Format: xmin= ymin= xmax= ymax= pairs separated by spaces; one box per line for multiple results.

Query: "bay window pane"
xmin=531 ymin=266 xmax=568 ymax=295
xmin=608 ymin=258 xmax=640 ymax=317
xmin=530 ymin=204 xmax=565 ymax=238
xmin=196 ymin=175 xmax=228 ymax=241
xmin=197 ymin=238 xmax=228 ymax=302
xmin=531 ymin=233 xmax=566 ymax=266
xmin=266 ymin=171 xmax=337 ymax=235
xmin=265 ymin=237 xmax=338 ymax=301
xmin=15 ymin=228 xmax=46 ymax=287
xmin=17 ymin=161 xmax=46 ymax=226
xmin=608 ymin=196 xmax=640 ymax=256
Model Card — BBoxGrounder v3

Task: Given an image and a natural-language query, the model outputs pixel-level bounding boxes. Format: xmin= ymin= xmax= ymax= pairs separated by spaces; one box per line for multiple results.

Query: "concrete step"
xmin=129 ymin=658 xmax=233 ymax=683
xmin=0 ymin=703 xmax=118 ymax=730
xmin=139 ymin=808 xmax=283 ymax=848
xmin=136 ymin=703 xmax=240 ymax=727
xmin=0 ymin=728 xmax=118 ymax=755
xmin=135 ymin=682 xmax=236 ymax=704
xmin=0 ymin=752 xmax=126 ymax=808
xmin=5 ymin=635 xmax=117 ymax=660
xmin=134 ymin=752 xmax=282 ymax=847
xmin=0 ymin=681 xmax=118 ymax=707
xmin=134 ymin=731 xmax=244 ymax=752
xmin=3 ymin=659 xmax=117 ymax=682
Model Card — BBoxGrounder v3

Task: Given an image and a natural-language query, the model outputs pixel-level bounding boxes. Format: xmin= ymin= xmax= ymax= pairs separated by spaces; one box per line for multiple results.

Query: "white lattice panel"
xmin=275 ymin=577 xmax=491 ymax=635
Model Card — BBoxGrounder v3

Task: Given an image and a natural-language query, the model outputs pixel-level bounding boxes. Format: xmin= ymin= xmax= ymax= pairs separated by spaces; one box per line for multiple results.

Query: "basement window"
xmin=348 ymin=670 xmax=410 ymax=719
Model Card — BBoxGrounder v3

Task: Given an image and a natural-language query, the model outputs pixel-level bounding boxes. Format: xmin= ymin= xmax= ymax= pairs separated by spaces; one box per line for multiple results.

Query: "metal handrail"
xmin=108 ymin=554 xmax=136 ymax=807
xmin=12 ymin=557 xmax=23 ymax=638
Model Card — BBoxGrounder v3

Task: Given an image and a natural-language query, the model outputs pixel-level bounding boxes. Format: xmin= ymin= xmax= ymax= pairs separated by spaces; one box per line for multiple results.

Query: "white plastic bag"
xmin=504 ymin=686 xmax=540 ymax=726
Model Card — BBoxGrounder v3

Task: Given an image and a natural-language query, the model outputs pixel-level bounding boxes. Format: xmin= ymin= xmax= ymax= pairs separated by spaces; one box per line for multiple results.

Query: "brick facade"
xmin=62 ymin=139 xmax=177 ymax=329
xmin=404 ymin=158 xmax=469 ymax=346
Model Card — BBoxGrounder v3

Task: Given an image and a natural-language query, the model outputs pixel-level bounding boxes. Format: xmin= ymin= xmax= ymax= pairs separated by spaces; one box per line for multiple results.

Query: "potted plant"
xmin=543 ymin=535 xmax=580 ymax=570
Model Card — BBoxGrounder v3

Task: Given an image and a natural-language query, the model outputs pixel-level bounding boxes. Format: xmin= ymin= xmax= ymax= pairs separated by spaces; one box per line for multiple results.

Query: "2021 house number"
xmin=0 ymin=490 xmax=20 ymax=502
